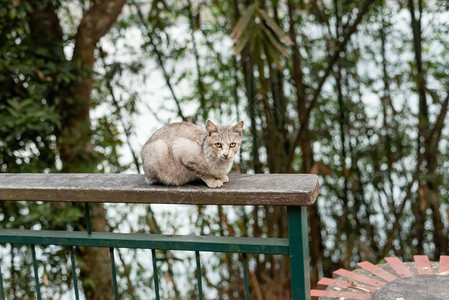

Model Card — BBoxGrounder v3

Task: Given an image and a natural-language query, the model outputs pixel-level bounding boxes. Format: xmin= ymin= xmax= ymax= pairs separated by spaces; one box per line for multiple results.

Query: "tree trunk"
xmin=234 ymin=0 xmax=262 ymax=173
xmin=287 ymin=0 xmax=324 ymax=287
xmin=408 ymin=0 xmax=427 ymax=254
xmin=28 ymin=1 xmax=125 ymax=298
xmin=60 ymin=0 xmax=126 ymax=172
xmin=407 ymin=0 xmax=448 ymax=258
xmin=61 ymin=1 xmax=126 ymax=299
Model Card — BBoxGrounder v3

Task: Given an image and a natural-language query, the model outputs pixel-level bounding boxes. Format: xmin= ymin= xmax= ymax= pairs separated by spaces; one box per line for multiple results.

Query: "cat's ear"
xmin=232 ymin=121 xmax=244 ymax=135
xmin=206 ymin=120 xmax=219 ymax=136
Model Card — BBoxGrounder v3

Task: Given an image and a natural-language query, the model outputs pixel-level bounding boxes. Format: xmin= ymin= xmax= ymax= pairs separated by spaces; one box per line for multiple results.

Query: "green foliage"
xmin=0 ymin=1 xmax=62 ymax=172
xmin=0 ymin=1 xmax=138 ymax=298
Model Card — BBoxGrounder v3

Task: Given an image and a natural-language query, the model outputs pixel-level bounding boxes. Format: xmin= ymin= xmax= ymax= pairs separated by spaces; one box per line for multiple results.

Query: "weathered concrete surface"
xmin=373 ymin=275 xmax=449 ymax=300
xmin=0 ymin=173 xmax=319 ymax=206
xmin=319 ymin=261 xmax=448 ymax=300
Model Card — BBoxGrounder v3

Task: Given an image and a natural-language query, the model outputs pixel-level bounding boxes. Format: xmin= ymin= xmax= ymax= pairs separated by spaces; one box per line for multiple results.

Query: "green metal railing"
xmin=0 ymin=173 xmax=319 ymax=299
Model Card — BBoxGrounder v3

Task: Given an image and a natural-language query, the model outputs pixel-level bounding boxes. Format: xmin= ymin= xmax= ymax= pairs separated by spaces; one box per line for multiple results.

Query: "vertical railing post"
xmin=84 ymin=203 xmax=92 ymax=235
xmin=287 ymin=206 xmax=311 ymax=300
xmin=242 ymin=253 xmax=250 ymax=300
xmin=195 ymin=251 xmax=203 ymax=300
xmin=109 ymin=247 xmax=119 ymax=300
xmin=0 ymin=262 xmax=5 ymax=300
xmin=69 ymin=246 xmax=80 ymax=300
xmin=31 ymin=244 xmax=42 ymax=300
xmin=151 ymin=249 xmax=160 ymax=300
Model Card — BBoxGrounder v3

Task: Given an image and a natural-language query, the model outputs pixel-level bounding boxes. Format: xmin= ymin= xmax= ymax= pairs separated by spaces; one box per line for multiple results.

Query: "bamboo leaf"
xmin=258 ymin=8 xmax=294 ymax=46
xmin=231 ymin=4 xmax=256 ymax=43
xmin=234 ymin=20 xmax=257 ymax=55
xmin=263 ymin=28 xmax=288 ymax=57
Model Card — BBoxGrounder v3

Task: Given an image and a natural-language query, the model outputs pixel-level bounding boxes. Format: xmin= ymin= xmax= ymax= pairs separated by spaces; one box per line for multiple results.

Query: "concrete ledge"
xmin=373 ymin=275 xmax=449 ymax=300
xmin=0 ymin=173 xmax=319 ymax=206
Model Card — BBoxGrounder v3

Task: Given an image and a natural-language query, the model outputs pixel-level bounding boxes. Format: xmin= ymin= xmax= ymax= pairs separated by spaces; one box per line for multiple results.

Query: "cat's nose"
xmin=223 ymin=153 xmax=229 ymax=158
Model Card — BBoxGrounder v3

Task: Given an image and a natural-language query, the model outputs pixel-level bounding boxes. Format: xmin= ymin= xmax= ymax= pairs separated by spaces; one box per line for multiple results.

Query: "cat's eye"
xmin=230 ymin=142 xmax=237 ymax=148
xmin=215 ymin=143 xmax=222 ymax=148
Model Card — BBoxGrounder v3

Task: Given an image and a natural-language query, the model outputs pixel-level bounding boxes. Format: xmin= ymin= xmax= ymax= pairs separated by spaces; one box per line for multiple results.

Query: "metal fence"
xmin=0 ymin=173 xmax=319 ymax=300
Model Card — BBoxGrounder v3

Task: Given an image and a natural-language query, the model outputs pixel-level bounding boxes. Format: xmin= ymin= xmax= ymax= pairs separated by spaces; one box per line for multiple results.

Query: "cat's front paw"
xmin=203 ymin=178 xmax=224 ymax=188
xmin=220 ymin=175 xmax=229 ymax=183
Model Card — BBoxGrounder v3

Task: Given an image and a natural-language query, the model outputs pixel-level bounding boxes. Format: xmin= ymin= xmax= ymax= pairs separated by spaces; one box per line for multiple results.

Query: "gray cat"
xmin=141 ymin=120 xmax=243 ymax=188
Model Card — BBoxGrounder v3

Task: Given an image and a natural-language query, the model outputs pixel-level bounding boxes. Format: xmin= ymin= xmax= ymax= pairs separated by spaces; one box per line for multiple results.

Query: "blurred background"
xmin=1 ymin=0 xmax=448 ymax=299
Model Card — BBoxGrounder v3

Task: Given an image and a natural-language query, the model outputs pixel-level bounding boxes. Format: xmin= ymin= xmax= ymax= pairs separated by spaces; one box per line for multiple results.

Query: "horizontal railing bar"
xmin=0 ymin=173 xmax=319 ymax=206
xmin=0 ymin=230 xmax=290 ymax=255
